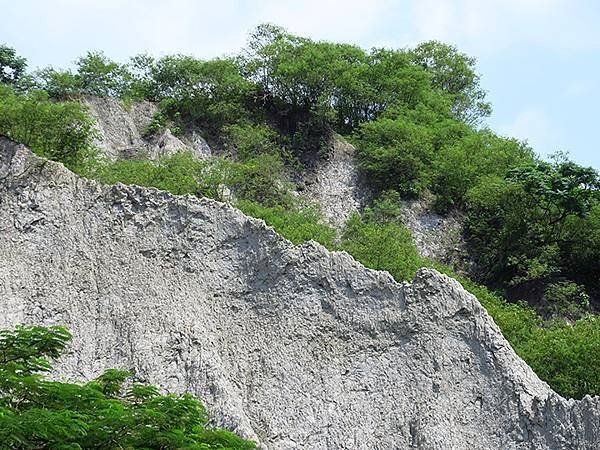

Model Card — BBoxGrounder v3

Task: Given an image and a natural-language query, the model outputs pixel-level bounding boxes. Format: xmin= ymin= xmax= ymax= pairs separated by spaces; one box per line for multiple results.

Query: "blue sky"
xmin=3 ymin=0 xmax=599 ymax=168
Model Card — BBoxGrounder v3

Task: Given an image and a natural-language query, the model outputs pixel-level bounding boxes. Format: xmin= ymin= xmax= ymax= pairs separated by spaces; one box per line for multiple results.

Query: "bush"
xmin=432 ymin=129 xmax=533 ymax=212
xmin=519 ymin=316 xmax=600 ymax=399
xmin=340 ymin=212 xmax=422 ymax=282
xmin=152 ymin=56 xmax=256 ymax=132
xmin=237 ymin=200 xmax=336 ymax=248
xmin=224 ymin=122 xmax=280 ymax=160
xmin=88 ymin=151 xmax=293 ymax=208
xmin=543 ymin=280 xmax=590 ymax=320
xmin=229 ymin=153 xmax=292 ymax=207
xmin=354 ymin=117 xmax=433 ymax=196
xmin=88 ymin=152 xmax=202 ymax=196
xmin=0 ymin=85 xmax=96 ymax=170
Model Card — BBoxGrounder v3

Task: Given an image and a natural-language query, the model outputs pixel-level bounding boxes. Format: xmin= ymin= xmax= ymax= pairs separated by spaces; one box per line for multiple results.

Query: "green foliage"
xmin=340 ymin=194 xmax=422 ymax=282
xmin=31 ymin=67 xmax=81 ymax=99
xmin=464 ymin=158 xmax=600 ymax=308
xmin=409 ymin=40 xmax=491 ymax=124
xmin=230 ymin=153 xmax=292 ymax=207
xmin=225 ymin=122 xmax=280 ymax=159
xmin=151 ymin=56 xmax=256 ymax=131
xmin=341 ymin=213 xmax=421 ymax=281
xmin=354 ymin=117 xmax=434 ymax=196
xmin=88 ymin=150 xmax=292 ymax=208
xmin=143 ymin=111 xmax=167 ymax=138
xmin=88 ymin=152 xmax=241 ymax=201
xmin=75 ymin=51 xmax=132 ymax=97
xmin=544 ymin=280 xmax=590 ymax=320
xmin=0 ymin=325 xmax=256 ymax=449
xmin=0 ymin=45 xmax=27 ymax=85
xmin=33 ymin=52 xmax=132 ymax=99
xmin=517 ymin=316 xmax=600 ymax=399
xmin=237 ymin=200 xmax=336 ymax=248
xmin=432 ymin=129 xmax=534 ymax=212
xmin=0 ymin=84 xmax=96 ymax=169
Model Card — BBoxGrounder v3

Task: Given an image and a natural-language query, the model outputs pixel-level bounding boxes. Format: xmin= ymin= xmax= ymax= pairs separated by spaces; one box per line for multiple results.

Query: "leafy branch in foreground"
xmin=0 ymin=325 xmax=256 ymax=449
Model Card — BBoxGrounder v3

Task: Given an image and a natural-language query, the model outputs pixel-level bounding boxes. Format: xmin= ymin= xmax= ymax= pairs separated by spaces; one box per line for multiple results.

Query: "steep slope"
xmin=300 ymin=137 xmax=370 ymax=229
xmin=83 ymin=96 xmax=211 ymax=160
xmin=0 ymin=137 xmax=598 ymax=449
xmin=301 ymin=136 xmax=465 ymax=262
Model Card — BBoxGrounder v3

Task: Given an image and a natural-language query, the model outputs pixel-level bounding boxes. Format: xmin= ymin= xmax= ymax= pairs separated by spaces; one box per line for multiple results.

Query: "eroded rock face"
xmin=83 ymin=96 xmax=211 ymax=160
xmin=300 ymin=137 xmax=371 ymax=229
xmin=1 ymin=137 xmax=599 ymax=449
xmin=400 ymin=195 xmax=468 ymax=265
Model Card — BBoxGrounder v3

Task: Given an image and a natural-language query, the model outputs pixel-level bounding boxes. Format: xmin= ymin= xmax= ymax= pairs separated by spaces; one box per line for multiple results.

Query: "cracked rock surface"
xmin=83 ymin=96 xmax=211 ymax=160
xmin=0 ymin=137 xmax=599 ymax=449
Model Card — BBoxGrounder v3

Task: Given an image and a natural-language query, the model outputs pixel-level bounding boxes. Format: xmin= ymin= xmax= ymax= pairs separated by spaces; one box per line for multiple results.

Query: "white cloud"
xmin=408 ymin=0 xmax=597 ymax=52
xmin=498 ymin=108 xmax=556 ymax=156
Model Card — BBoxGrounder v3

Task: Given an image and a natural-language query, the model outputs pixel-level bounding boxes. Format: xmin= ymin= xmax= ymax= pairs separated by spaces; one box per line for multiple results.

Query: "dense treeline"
xmin=1 ymin=24 xmax=599 ymax=401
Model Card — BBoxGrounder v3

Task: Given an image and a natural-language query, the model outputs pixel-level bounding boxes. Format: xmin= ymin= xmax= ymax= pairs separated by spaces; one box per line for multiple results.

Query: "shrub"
xmin=519 ymin=316 xmax=600 ymax=399
xmin=432 ymin=130 xmax=533 ymax=212
xmin=0 ymin=85 xmax=96 ymax=170
xmin=354 ymin=118 xmax=433 ymax=196
xmin=237 ymin=200 xmax=336 ymax=248
xmin=544 ymin=280 xmax=590 ymax=320
xmin=229 ymin=153 xmax=293 ymax=207
xmin=88 ymin=152 xmax=201 ymax=196
xmin=340 ymin=212 xmax=422 ymax=282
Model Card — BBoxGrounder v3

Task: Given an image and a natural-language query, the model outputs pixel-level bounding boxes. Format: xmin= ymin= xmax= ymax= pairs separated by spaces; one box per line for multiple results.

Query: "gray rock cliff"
xmin=0 ymin=137 xmax=599 ymax=449
xmin=83 ymin=96 xmax=211 ymax=160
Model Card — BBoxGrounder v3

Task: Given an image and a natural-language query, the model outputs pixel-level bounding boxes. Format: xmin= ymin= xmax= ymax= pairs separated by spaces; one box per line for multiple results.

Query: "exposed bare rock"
xmin=82 ymin=96 xmax=211 ymax=160
xmin=1 ymin=137 xmax=599 ymax=449
xmin=400 ymin=194 xmax=468 ymax=264
xmin=300 ymin=137 xmax=371 ymax=229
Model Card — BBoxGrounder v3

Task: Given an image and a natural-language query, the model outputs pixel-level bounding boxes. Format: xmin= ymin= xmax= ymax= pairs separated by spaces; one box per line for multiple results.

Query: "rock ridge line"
xmin=0 ymin=137 xmax=598 ymax=449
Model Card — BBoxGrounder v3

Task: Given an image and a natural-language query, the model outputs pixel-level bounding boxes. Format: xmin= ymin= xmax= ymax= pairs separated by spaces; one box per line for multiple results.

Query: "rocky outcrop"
xmin=83 ymin=96 xmax=211 ymax=160
xmin=1 ymin=137 xmax=599 ymax=449
xmin=400 ymin=194 xmax=467 ymax=264
xmin=300 ymin=137 xmax=371 ymax=229
xmin=300 ymin=137 xmax=466 ymax=264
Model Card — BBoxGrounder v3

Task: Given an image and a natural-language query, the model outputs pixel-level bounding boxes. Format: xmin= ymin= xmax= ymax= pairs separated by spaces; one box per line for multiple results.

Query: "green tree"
xmin=0 ymin=45 xmax=27 ymax=85
xmin=0 ymin=325 xmax=256 ymax=449
xmin=465 ymin=157 xmax=600 ymax=309
xmin=75 ymin=51 xmax=132 ymax=97
xmin=152 ymin=56 xmax=256 ymax=132
xmin=354 ymin=116 xmax=434 ymax=196
xmin=32 ymin=67 xmax=82 ymax=99
xmin=432 ymin=129 xmax=534 ymax=211
xmin=410 ymin=41 xmax=491 ymax=124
